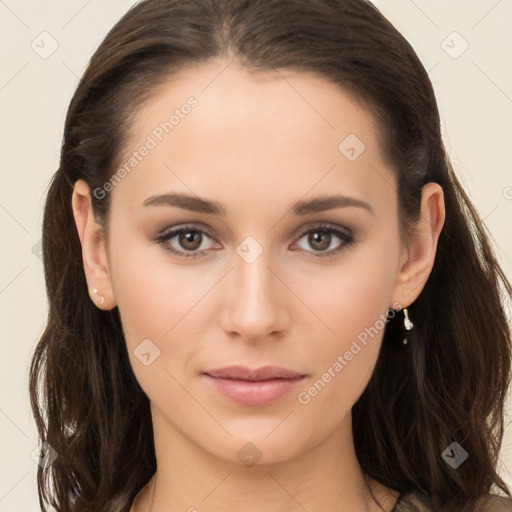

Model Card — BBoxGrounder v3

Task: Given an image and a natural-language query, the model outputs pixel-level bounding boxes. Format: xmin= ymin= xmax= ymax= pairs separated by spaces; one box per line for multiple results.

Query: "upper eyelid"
xmin=157 ymin=223 xmax=216 ymax=239
xmin=293 ymin=222 xmax=352 ymax=238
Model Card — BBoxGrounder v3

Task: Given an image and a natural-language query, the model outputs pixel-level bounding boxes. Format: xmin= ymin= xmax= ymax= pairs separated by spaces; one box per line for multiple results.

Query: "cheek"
xmin=293 ymin=241 xmax=398 ymax=407
xmin=299 ymin=244 xmax=397 ymax=347
xmin=109 ymin=227 xmax=209 ymax=344
xmin=108 ymin=232 xmax=204 ymax=404
xmin=107 ymin=226 xmax=223 ymax=403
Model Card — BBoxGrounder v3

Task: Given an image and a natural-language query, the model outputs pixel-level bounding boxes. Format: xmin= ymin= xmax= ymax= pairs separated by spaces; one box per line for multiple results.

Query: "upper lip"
xmin=204 ymin=365 xmax=305 ymax=381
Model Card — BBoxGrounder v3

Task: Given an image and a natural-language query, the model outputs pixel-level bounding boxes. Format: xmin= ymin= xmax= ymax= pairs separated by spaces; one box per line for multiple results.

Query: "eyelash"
xmin=152 ymin=223 xmax=355 ymax=260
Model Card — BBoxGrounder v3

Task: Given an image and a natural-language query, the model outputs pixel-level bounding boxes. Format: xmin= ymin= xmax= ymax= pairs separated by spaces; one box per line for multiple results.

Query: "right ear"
xmin=71 ymin=179 xmax=116 ymax=310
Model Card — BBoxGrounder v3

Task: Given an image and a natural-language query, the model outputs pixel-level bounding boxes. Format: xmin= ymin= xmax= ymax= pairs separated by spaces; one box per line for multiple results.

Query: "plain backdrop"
xmin=0 ymin=1 xmax=511 ymax=510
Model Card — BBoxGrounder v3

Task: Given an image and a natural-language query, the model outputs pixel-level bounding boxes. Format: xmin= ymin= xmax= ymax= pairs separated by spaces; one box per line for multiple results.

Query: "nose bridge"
xmin=219 ymin=240 xmax=289 ymax=340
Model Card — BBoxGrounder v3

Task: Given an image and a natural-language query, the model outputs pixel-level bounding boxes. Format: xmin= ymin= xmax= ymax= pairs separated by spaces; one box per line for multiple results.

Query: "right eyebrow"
xmin=142 ymin=193 xmax=226 ymax=216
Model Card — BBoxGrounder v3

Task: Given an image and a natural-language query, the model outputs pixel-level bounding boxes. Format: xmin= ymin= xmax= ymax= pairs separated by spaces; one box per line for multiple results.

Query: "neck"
xmin=132 ymin=405 xmax=399 ymax=512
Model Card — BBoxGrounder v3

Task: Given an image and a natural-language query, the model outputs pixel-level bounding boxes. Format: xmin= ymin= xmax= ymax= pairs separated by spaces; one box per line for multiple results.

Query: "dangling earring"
xmin=89 ymin=288 xmax=105 ymax=305
xmin=401 ymin=307 xmax=413 ymax=345
xmin=404 ymin=308 xmax=414 ymax=331
xmin=403 ymin=308 xmax=413 ymax=330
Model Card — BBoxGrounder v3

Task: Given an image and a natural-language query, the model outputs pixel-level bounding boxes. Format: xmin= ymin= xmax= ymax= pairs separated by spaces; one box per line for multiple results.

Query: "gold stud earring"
xmin=89 ymin=288 xmax=105 ymax=305
xmin=403 ymin=308 xmax=413 ymax=331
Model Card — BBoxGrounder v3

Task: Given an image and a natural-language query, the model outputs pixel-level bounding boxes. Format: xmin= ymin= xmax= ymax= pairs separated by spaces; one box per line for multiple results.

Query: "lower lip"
xmin=204 ymin=374 xmax=305 ymax=406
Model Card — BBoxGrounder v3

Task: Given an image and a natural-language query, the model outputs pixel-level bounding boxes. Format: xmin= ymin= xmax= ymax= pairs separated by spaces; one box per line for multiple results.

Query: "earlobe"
xmin=71 ymin=179 xmax=116 ymax=310
xmin=390 ymin=182 xmax=445 ymax=308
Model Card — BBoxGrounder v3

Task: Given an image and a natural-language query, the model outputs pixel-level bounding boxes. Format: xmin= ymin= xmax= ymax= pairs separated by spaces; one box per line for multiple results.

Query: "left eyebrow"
xmin=291 ymin=195 xmax=375 ymax=216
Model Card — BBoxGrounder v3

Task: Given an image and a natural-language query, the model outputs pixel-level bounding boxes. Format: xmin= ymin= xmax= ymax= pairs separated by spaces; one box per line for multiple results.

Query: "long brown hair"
xmin=29 ymin=1 xmax=512 ymax=510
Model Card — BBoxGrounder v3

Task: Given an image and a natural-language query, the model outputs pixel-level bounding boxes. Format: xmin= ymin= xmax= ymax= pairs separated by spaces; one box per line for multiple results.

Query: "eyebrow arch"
xmin=292 ymin=195 xmax=374 ymax=216
xmin=143 ymin=193 xmax=225 ymax=215
xmin=142 ymin=193 xmax=374 ymax=216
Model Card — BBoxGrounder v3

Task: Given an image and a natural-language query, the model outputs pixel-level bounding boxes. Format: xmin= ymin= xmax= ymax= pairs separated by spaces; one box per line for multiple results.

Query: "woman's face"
xmin=102 ymin=60 xmax=410 ymax=465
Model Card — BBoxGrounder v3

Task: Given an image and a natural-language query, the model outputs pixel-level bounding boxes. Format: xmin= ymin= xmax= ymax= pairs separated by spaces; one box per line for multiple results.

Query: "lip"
xmin=203 ymin=365 xmax=306 ymax=406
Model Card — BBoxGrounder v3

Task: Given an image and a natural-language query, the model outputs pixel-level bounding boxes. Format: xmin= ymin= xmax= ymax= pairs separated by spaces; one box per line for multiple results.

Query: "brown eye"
xmin=153 ymin=225 xmax=218 ymax=259
xmin=292 ymin=223 xmax=355 ymax=258
xmin=178 ymin=230 xmax=203 ymax=251
xmin=307 ymin=230 xmax=332 ymax=251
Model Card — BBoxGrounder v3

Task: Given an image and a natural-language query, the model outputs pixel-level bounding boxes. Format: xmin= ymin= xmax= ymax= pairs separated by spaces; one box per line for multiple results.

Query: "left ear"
xmin=390 ymin=182 xmax=446 ymax=308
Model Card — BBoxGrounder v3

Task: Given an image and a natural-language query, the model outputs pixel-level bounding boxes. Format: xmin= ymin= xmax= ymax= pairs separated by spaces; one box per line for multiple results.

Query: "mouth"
xmin=203 ymin=365 xmax=307 ymax=406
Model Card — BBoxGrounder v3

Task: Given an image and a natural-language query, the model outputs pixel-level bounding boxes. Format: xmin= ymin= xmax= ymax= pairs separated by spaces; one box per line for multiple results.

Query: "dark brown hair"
xmin=29 ymin=1 xmax=512 ymax=511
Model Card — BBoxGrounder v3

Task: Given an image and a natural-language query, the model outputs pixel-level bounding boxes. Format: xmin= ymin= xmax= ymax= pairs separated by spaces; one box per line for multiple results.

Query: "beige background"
xmin=0 ymin=0 xmax=511 ymax=510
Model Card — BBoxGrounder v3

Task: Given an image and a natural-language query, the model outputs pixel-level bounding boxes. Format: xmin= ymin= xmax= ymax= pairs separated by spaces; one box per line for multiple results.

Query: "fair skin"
xmin=71 ymin=60 xmax=445 ymax=511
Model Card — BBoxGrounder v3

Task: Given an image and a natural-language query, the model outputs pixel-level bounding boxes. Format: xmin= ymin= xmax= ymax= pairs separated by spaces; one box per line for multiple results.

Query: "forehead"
xmin=111 ymin=59 xmax=395 ymax=214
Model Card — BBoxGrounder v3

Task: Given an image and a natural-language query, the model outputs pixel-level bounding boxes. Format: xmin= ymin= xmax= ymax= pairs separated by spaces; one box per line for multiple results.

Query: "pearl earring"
xmin=89 ymin=288 xmax=105 ymax=305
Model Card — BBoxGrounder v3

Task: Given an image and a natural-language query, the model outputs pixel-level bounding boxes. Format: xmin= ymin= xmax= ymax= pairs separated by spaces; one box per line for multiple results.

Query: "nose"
xmin=218 ymin=247 xmax=290 ymax=342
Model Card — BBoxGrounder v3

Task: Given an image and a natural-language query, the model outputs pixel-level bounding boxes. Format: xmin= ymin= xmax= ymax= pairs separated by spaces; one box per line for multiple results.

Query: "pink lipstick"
xmin=203 ymin=365 xmax=306 ymax=406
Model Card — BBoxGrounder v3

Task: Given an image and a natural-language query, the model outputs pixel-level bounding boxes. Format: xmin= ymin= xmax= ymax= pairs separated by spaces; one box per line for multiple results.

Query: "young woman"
xmin=29 ymin=1 xmax=512 ymax=511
